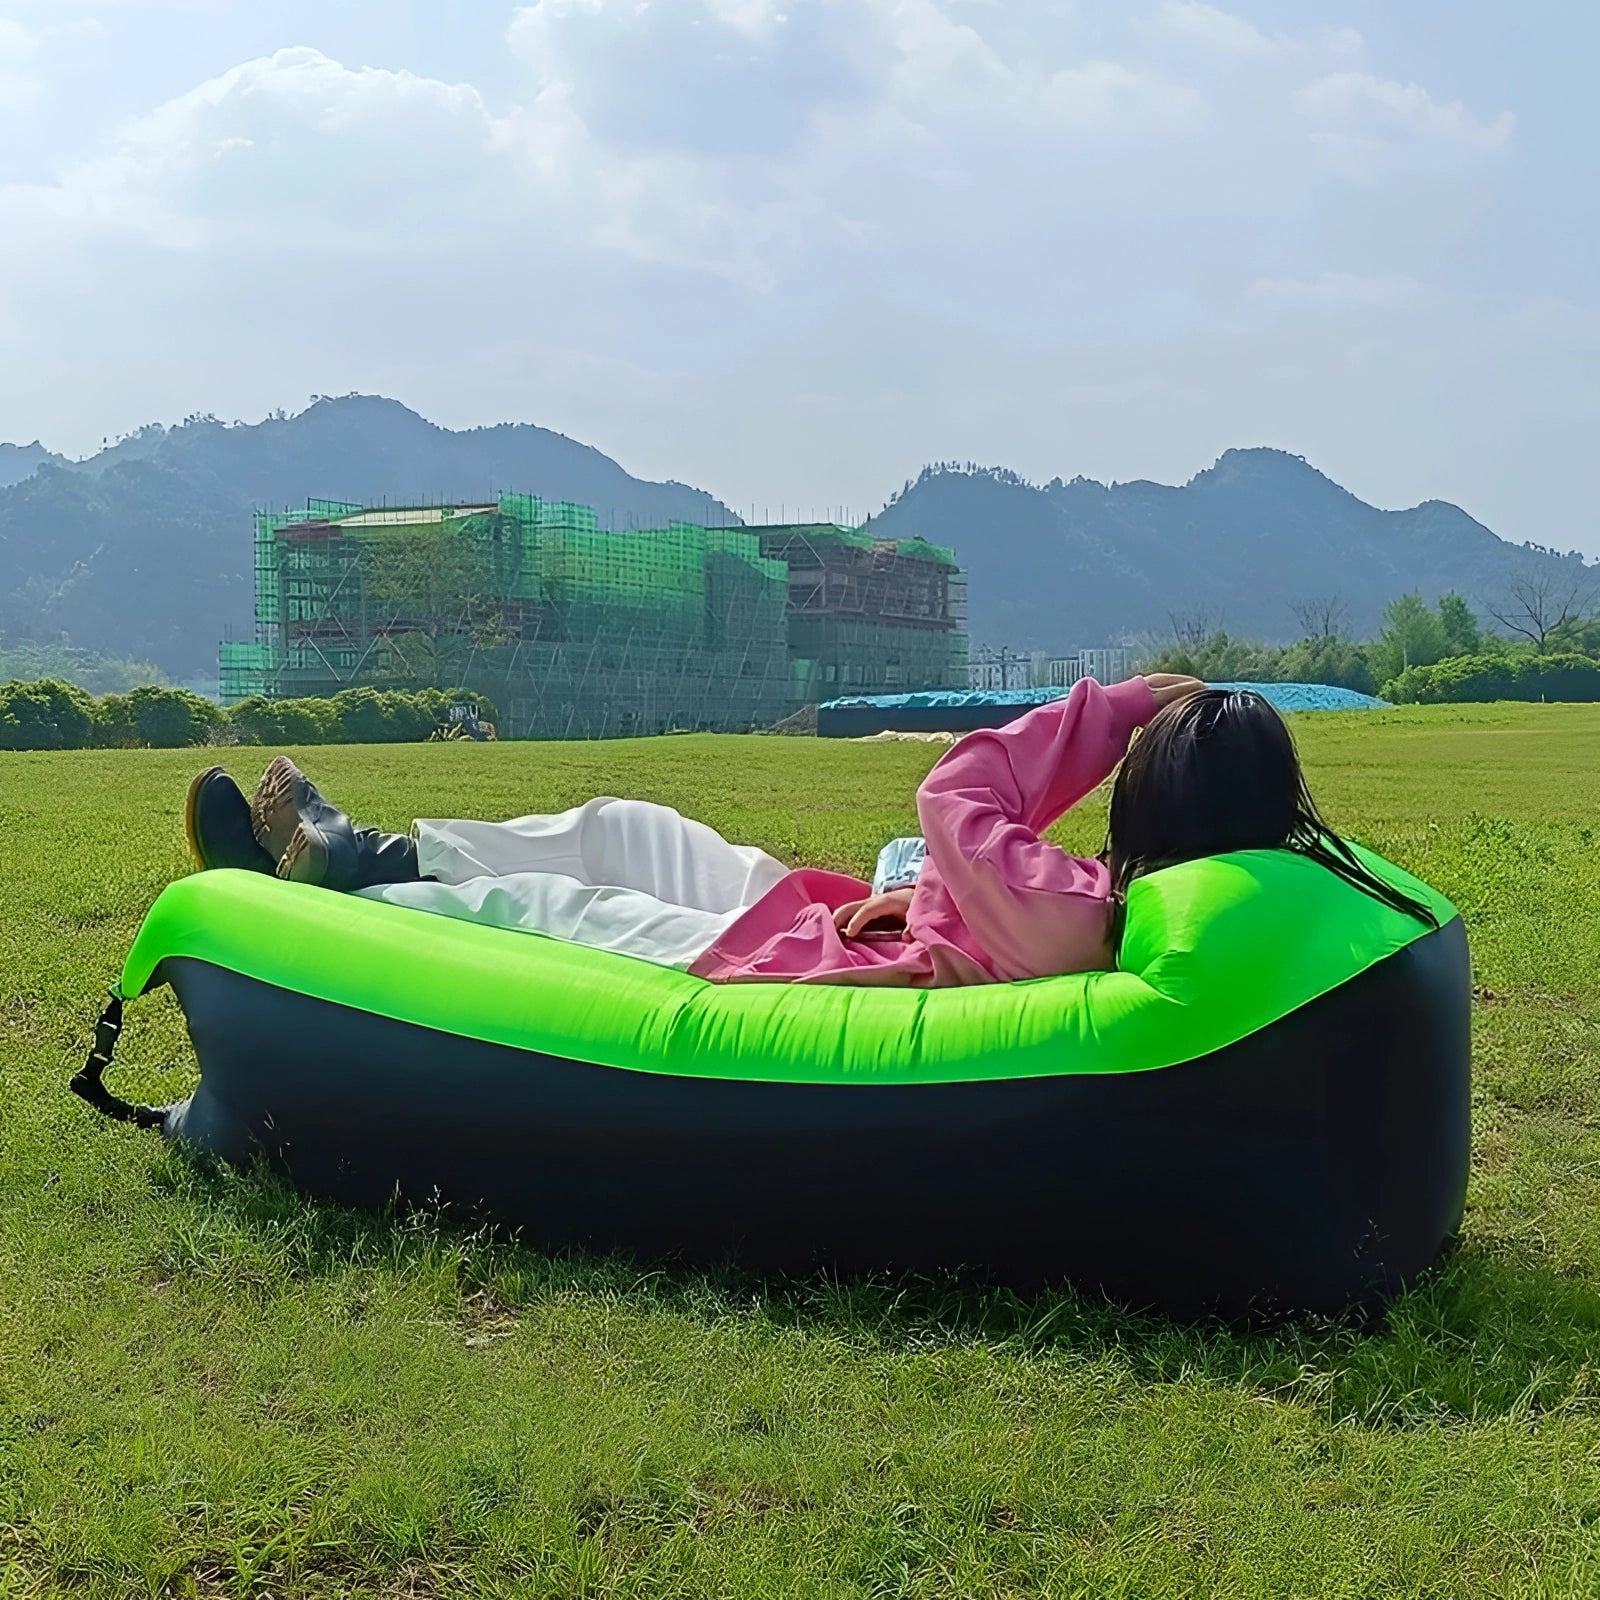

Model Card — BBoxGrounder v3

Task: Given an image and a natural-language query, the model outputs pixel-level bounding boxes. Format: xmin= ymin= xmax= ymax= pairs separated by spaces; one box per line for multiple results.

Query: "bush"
xmin=1138 ymin=632 xmax=1288 ymax=683
xmin=327 ymin=688 xmax=433 ymax=744
xmin=1384 ymin=652 xmax=1600 ymax=704
xmin=244 ymin=686 xmax=499 ymax=745
xmin=94 ymin=694 xmax=137 ymax=748
xmin=1139 ymin=632 xmax=1376 ymax=695
xmin=1275 ymin=635 xmax=1377 ymax=696
xmin=228 ymin=695 xmax=344 ymax=746
xmin=0 ymin=678 xmax=98 ymax=750
xmin=0 ymin=679 xmax=500 ymax=748
xmin=1526 ymin=654 xmax=1600 ymax=702
xmin=223 ymin=695 xmax=282 ymax=746
xmin=123 ymin=685 xmax=225 ymax=748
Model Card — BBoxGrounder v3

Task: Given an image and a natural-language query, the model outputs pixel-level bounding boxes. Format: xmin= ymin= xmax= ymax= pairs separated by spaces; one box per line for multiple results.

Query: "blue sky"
xmin=1 ymin=0 xmax=1595 ymax=552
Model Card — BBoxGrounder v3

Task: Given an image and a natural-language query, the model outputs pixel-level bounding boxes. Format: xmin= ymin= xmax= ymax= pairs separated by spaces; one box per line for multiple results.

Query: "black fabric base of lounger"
xmin=152 ymin=918 xmax=1470 ymax=1316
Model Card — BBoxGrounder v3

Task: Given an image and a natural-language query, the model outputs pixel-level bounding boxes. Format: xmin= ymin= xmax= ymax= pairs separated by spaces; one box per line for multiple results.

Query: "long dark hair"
xmin=1104 ymin=688 xmax=1436 ymax=934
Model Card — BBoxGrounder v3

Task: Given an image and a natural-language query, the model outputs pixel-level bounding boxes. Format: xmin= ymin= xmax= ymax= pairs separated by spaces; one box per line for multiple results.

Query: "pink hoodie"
xmin=688 ymin=674 xmax=1158 ymax=987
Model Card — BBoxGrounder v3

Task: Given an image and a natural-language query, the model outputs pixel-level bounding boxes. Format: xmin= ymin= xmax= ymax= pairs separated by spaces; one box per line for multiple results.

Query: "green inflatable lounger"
xmin=73 ymin=846 xmax=1470 ymax=1316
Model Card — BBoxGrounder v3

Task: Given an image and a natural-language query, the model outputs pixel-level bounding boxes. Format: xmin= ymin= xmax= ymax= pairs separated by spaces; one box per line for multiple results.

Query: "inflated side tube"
xmin=76 ymin=847 xmax=1470 ymax=1316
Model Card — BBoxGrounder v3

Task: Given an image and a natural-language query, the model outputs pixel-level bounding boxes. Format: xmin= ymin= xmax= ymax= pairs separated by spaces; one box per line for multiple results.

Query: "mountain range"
xmin=0 ymin=395 xmax=1590 ymax=679
xmin=869 ymin=454 xmax=1592 ymax=649
xmin=0 ymin=442 xmax=63 ymax=488
xmin=0 ymin=397 xmax=735 ymax=678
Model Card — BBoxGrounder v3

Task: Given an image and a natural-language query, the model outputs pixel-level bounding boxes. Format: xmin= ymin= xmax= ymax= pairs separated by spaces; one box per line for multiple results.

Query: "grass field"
xmin=5 ymin=704 xmax=1600 ymax=1598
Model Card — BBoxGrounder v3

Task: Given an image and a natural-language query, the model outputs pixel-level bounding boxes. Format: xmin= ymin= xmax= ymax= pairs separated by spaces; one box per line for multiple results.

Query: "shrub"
xmin=1139 ymin=632 xmax=1376 ymax=695
xmin=228 ymin=695 xmax=344 ymax=745
xmin=124 ymin=685 xmax=225 ymax=748
xmin=1275 ymin=635 xmax=1377 ymax=696
xmin=94 ymin=694 xmax=137 ymax=748
xmin=245 ymin=686 xmax=497 ymax=745
xmin=1516 ymin=653 xmax=1600 ymax=702
xmin=1384 ymin=652 xmax=1600 ymax=704
xmin=0 ymin=679 xmax=500 ymax=747
xmin=1137 ymin=632 xmax=1288 ymax=682
xmin=225 ymin=696 xmax=285 ymax=746
xmin=327 ymin=688 xmax=429 ymax=744
xmin=0 ymin=678 xmax=98 ymax=751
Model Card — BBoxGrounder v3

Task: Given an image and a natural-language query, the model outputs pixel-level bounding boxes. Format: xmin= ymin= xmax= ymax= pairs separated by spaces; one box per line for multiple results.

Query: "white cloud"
xmin=1294 ymin=70 xmax=1514 ymax=179
xmin=0 ymin=16 xmax=42 ymax=109
xmin=871 ymin=0 xmax=1012 ymax=113
xmin=703 ymin=0 xmax=789 ymax=44
xmin=25 ymin=48 xmax=502 ymax=248
xmin=1044 ymin=58 xmax=1206 ymax=134
xmin=8 ymin=4 xmax=1483 ymax=297
xmin=1143 ymin=1 xmax=1277 ymax=59
xmin=0 ymin=8 xmax=1525 ymax=314
xmin=1296 ymin=70 xmax=1515 ymax=146
xmin=0 ymin=0 xmax=1574 ymax=551
xmin=1139 ymin=3 xmax=1367 ymax=70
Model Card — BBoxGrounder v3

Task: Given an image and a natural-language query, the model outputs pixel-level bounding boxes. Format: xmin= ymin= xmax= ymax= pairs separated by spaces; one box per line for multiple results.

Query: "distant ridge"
xmin=0 ymin=399 xmax=1588 ymax=676
xmin=0 ymin=441 xmax=64 ymax=489
xmin=0 ymin=396 xmax=738 ymax=676
xmin=868 ymin=449 xmax=1592 ymax=647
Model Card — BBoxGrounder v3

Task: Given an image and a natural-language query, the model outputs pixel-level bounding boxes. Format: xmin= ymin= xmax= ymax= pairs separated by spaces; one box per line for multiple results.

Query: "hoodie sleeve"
xmin=912 ymin=676 xmax=1158 ymax=979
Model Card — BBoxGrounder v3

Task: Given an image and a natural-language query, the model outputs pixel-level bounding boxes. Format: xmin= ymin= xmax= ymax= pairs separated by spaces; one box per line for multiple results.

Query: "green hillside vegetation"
xmin=4 ymin=712 xmax=1600 ymax=1595
xmin=0 ymin=640 xmax=168 ymax=697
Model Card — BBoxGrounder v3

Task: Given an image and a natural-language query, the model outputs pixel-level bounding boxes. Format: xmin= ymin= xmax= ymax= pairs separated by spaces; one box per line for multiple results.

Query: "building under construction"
xmin=219 ymin=496 xmax=968 ymax=738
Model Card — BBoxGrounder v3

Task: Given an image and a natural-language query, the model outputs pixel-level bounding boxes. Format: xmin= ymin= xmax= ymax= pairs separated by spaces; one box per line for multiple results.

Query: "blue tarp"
xmin=1207 ymin=682 xmax=1388 ymax=712
xmin=822 ymin=688 xmax=1070 ymax=710
xmin=821 ymin=682 xmax=1387 ymax=714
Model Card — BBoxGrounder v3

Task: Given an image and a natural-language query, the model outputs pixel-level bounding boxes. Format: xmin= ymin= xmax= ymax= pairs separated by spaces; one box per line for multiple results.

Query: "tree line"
xmin=1141 ymin=574 xmax=1600 ymax=702
xmin=0 ymin=682 xmax=499 ymax=752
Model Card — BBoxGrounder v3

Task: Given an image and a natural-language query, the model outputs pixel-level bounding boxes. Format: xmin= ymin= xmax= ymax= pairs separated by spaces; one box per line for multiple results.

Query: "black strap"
xmin=69 ymin=991 xmax=166 ymax=1131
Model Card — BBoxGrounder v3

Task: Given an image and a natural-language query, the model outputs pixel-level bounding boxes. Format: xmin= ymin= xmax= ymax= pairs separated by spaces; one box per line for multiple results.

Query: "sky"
xmin=0 ymin=0 xmax=1595 ymax=551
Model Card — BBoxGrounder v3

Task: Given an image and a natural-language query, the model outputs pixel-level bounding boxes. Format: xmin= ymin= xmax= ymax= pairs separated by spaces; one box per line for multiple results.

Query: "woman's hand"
xmin=834 ymin=888 xmax=915 ymax=939
xmin=1142 ymin=673 xmax=1206 ymax=710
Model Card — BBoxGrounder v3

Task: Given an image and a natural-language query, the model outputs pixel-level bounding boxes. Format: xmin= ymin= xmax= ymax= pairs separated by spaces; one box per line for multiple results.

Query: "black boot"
xmin=250 ymin=756 xmax=420 ymax=892
xmin=280 ymin=818 xmax=421 ymax=892
xmin=185 ymin=767 xmax=275 ymax=874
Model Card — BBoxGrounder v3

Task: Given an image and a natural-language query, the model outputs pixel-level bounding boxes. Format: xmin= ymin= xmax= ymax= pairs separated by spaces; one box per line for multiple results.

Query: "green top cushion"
xmin=120 ymin=847 xmax=1456 ymax=1086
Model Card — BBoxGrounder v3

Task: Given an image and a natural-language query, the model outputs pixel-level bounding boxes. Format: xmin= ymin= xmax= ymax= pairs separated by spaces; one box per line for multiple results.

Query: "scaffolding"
xmin=221 ymin=498 xmax=968 ymax=737
xmin=756 ymin=524 xmax=970 ymax=702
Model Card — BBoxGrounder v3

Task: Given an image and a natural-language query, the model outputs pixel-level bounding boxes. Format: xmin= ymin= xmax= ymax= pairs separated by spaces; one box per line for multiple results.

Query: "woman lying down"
xmin=183 ymin=674 xmax=1432 ymax=987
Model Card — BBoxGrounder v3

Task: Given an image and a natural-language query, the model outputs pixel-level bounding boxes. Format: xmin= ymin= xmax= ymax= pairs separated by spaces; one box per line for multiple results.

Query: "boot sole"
xmin=183 ymin=766 xmax=227 ymax=869
xmin=250 ymin=755 xmax=303 ymax=860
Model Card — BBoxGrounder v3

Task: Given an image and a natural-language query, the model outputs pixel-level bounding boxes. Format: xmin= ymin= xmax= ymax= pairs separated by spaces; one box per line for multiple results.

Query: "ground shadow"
xmin=150 ymin=1141 xmax=1600 ymax=1431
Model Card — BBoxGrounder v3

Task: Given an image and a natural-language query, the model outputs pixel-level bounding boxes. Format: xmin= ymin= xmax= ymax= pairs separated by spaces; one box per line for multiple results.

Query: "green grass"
xmin=4 ymin=704 xmax=1600 ymax=1598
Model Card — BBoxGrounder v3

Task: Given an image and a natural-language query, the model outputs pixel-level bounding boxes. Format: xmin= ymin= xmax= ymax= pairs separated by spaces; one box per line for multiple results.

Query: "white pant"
xmin=356 ymin=797 xmax=790 ymax=969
